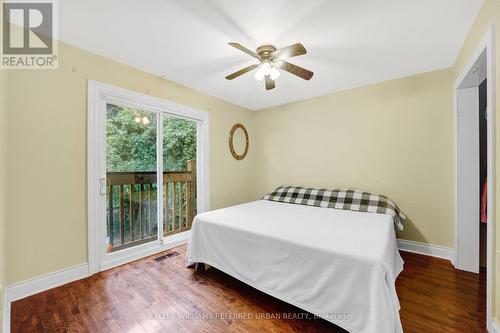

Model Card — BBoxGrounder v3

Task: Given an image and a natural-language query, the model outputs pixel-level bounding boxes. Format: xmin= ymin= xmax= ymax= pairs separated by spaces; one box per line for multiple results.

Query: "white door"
xmin=102 ymin=103 xmax=199 ymax=269
xmin=456 ymin=87 xmax=480 ymax=273
xmin=88 ymin=81 xmax=209 ymax=274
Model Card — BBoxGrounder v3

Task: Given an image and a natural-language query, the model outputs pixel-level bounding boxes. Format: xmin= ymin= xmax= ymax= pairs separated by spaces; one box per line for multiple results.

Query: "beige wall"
xmin=5 ymin=42 xmax=256 ymax=285
xmin=452 ymin=0 xmax=500 ymax=321
xmin=253 ymin=68 xmax=454 ymax=247
xmin=0 ymin=65 xmax=7 ymax=332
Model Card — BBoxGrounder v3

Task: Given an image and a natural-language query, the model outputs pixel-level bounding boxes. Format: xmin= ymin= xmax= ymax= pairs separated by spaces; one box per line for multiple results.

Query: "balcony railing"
xmin=106 ymin=160 xmax=196 ymax=252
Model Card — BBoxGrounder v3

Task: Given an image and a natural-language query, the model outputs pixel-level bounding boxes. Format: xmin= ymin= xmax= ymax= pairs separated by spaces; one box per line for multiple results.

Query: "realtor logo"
xmin=1 ymin=0 xmax=58 ymax=69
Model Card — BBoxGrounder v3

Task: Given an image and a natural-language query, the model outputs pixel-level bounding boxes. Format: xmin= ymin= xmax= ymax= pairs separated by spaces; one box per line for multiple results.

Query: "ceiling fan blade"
xmin=228 ymin=42 xmax=260 ymax=60
xmin=276 ymin=61 xmax=314 ymax=80
xmin=265 ymin=75 xmax=275 ymax=90
xmin=225 ymin=64 xmax=259 ymax=80
xmin=274 ymin=43 xmax=307 ymax=59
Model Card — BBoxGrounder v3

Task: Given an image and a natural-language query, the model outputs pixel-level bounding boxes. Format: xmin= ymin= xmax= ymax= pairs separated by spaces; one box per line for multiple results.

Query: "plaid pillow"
xmin=262 ymin=185 xmax=406 ymax=231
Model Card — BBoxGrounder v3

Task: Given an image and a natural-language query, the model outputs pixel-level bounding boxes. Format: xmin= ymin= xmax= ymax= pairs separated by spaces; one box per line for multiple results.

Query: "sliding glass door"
xmin=88 ymin=81 xmax=208 ymax=273
xmin=105 ymin=104 xmax=159 ymax=252
xmin=103 ymin=103 xmax=198 ymax=257
xmin=162 ymin=116 xmax=197 ymax=237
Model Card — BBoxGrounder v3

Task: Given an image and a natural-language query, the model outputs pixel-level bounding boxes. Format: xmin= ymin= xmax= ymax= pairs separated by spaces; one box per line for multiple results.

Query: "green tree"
xmin=163 ymin=117 xmax=197 ymax=170
xmin=106 ymin=104 xmax=196 ymax=172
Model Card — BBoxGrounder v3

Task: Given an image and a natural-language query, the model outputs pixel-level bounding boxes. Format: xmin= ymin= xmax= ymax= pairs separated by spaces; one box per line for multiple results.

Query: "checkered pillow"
xmin=262 ymin=185 xmax=406 ymax=231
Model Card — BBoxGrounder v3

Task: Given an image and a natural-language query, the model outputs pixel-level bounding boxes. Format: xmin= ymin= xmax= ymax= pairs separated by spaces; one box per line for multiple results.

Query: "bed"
xmin=187 ymin=194 xmax=404 ymax=333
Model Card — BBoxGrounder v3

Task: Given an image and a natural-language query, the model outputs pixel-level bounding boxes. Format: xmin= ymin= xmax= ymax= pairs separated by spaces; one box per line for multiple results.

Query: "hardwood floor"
xmin=11 ymin=245 xmax=486 ymax=333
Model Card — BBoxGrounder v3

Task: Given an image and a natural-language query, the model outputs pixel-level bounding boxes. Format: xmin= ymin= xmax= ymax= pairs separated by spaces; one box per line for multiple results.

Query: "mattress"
xmin=186 ymin=200 xmax=404 ymax=333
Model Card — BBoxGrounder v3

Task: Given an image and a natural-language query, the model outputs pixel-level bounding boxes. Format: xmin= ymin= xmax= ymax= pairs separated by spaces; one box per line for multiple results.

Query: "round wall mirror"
xmin=229 ymin=123 xmax=249 ymax=160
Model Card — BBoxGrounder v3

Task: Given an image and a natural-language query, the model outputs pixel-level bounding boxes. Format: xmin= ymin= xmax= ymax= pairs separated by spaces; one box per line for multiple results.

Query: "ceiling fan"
xmin=225 ymin=42 xmax=314 ymax=90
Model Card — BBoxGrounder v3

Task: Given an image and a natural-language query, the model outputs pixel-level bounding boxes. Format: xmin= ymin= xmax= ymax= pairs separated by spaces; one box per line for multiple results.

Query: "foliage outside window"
xmin=106 ymin=104 xmax=197 ymax=172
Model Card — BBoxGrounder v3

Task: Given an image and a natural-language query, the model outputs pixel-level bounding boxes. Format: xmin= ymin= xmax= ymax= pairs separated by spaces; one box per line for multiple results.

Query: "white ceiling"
xmin=59 ymin=0 xmax=483 ymax=110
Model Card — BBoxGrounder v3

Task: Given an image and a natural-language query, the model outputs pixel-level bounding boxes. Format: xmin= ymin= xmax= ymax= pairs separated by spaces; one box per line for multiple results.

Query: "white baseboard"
xmin=397 ymin=239 xmax=455 ymax=265
xmin=5 ymin=264 xmax=89 ymax=302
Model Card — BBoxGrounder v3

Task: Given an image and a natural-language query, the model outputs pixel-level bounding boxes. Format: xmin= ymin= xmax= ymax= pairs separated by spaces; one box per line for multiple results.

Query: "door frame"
xmin=87 ymin=80 xmax=209 ymax=274
xmin=454 ymin=25 xmax=495 ymax=331
xmin=456 ymin=87 xmax=480 ymax=273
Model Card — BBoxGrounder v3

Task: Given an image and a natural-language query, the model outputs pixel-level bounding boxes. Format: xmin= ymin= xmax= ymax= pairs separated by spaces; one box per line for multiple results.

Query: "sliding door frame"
xmin=87 ymin=80 xmax=209 ymax=274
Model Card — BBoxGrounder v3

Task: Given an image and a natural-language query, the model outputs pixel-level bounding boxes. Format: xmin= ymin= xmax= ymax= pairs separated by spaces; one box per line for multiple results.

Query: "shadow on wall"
xmin=397 ymin=218 xmax=428 ymax=244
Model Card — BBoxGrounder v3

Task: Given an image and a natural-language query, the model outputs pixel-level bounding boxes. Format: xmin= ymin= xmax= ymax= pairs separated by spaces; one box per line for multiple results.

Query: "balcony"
xmin=106 ymin=160 xmax=196 ymax=252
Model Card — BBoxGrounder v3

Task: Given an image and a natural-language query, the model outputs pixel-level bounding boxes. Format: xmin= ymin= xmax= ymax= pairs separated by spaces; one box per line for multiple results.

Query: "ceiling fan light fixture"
xmin=226 ymin=42 xmax=313 ymax=90
xmin=270 ymin=67 xmax=280 ymax=80
xmin=260 ymin=61 xmax=272 ymax=76
xmin=254 ymin=68 xmax=265 ymax=81
xmin=255 ymin=61 xmax=277 ymax=81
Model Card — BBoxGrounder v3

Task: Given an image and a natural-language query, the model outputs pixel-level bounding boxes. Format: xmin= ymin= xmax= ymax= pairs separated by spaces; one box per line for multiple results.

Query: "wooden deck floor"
xmin=11 ymin=245 xmax=486 ymax=333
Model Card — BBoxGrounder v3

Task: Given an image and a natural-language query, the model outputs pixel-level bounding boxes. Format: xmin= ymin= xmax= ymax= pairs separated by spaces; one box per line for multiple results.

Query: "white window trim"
xmin=87 ymin=80 xmax=209 ymax=274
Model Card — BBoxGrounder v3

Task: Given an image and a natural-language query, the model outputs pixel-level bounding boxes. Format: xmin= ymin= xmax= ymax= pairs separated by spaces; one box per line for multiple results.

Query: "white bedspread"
xmin=186 ymin=200 xmax=404 ymax=333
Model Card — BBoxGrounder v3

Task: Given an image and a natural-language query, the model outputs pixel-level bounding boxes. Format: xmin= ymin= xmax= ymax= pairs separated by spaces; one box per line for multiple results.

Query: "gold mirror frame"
xmin=229 ymin=123 xmax=249 ymax=160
